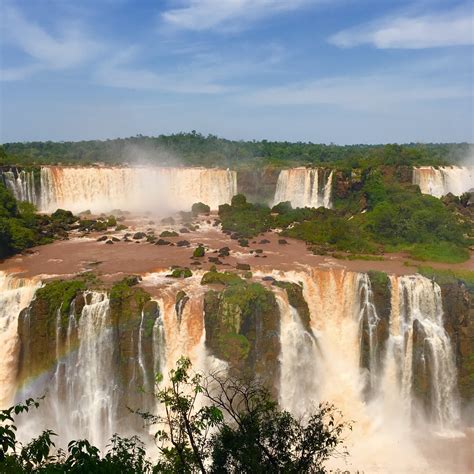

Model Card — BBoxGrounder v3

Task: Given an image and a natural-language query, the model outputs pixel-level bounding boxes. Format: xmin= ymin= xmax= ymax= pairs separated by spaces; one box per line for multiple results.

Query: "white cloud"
xmin=247 ymin=73 xmax=472 ymax=110
xmin=94 ymin=47 xmax=229 ymax=94
xmin=161 ymin=0 xmax=313 ymax=32
xmin=1 ymin=4 xmax=102 ymax=80
xmin=94 ymin=43 xmax=284 ymax=94
xmin=329 ymin=7 xmax=474 ymax=49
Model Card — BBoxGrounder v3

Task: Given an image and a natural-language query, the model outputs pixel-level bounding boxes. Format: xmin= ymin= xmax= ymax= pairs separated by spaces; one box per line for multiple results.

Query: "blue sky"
xmin=1 ymin=0 xmax=473 ymax=144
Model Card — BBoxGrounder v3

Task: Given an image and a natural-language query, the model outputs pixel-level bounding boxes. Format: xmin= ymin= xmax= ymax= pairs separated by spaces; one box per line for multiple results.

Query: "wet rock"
xmin=218 ymin=247 xmax=230 ymax=257
xmin=133 ymin=232 xmax=146 ymax=240
xmin=177 ymin=240 xmax=190 ymax=247
xmin=236 ymin=263 xmax=251 ymax=271
xmin=278 ymin=239 xmax=288 ymax=245
xmin=160 ymin=230 xmax=179 ymax=238
xmin=106 ymin=240 xmax=114 ymax=245
xmin=238 ymin=238 xmax=249 ymax=247
xmin=156 ymin=239 xmax=171 ymax=246
xmin=97 ymin=235 xmax=108 ymax=242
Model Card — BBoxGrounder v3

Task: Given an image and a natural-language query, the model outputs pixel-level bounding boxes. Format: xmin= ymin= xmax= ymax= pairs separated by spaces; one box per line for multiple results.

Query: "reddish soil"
xmin=0 ymin=213 xmax=472 ymax=281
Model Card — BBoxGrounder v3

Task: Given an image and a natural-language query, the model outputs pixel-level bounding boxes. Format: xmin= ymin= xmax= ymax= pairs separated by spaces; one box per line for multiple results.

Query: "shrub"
xmin=193 ymin=245 xmax=205 ymax=257
xmin=191 ymin=202 xmax=210 ymax=215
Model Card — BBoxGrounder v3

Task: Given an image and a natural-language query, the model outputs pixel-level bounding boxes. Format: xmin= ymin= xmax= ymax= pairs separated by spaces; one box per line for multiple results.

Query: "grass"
xmin=403 ymin=242 xmax=469 ymax=264
xmin=417 ymin=266 xmax=474 ymax=292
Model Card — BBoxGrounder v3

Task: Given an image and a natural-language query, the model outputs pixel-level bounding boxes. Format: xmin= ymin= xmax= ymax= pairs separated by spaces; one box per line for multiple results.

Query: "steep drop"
xmin=273 ymin=167 xmax=333 ymax=208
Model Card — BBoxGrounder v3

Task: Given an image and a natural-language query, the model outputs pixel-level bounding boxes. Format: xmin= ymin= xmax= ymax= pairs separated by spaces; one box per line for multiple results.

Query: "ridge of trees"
xmin=1 ymin=134 xmax=471 ymax=168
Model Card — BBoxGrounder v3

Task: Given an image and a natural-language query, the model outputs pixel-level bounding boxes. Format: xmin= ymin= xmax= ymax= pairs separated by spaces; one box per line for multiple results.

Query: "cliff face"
xmin=441 ymin=281 xmax=474 ymax=407
xmin=12 ymin=270 xmax=474 ymax=428
xmin=203 ymin=282 xmax=280 ymax=394
xmin=16 ymin=277 xmax=159 ymax=432
xmin=236 ymin=168 xmax=280 ymax=204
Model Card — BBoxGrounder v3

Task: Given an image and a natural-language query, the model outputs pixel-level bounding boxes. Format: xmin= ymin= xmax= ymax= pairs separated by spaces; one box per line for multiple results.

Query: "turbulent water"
xmin=2 ymin=166 xmax=237 ymax=213
xmin=0 ymin=273 xmax=41 ymax=408
xmin=0 ymin=268 xmax=466 ymax=471
xmin=413 ymin=166 xmax=474 ymax=197
xmin=273 ymin=167 xmax=333 ymax=208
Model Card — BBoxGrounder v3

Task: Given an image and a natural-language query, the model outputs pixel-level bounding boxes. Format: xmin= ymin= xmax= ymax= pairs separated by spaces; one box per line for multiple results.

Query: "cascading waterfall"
xmin=273 ymin=167 xmax=333 ymax=208
xmin=2 ymin=268 xmax=465 ymax=471
xmin=413 ymin=166 xmax=474 ymax=197
xmin=1 ymin=169 xmax=38 ymax=205
xmin=276 ymin=291 xmax=320 ymax=419
xmin=1 ymin=166 xmax=237 ymax=213
xmin=16 ymin=292 xmax=118 ymax=451
xmin=275 ymin=268 xmax=462 ymax=472
xmin=36 ymin=166 xmax=237 ymax=213
xmin=383 ymin=275 xmax=459 ymax=427
xmin=356 ymin=273 xmax=381 ymax=395
xmin=0 ymin=272 xmax=41 ymax=408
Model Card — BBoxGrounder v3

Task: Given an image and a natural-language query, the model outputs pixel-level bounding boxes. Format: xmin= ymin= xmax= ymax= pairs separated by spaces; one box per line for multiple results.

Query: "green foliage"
xmin=193 ymin=245 xmax=205 ymax=258
xmin=201 ymin=268 xmax=245 ymax=286
xmin=271 ymin=201 xmax=293 ymax=214
xmin=168 ymin=267 xmax=193 ymax=278
xmin=106 ymin=215 xmax=117 ymax=227
xmin=363 ymin=171 xmax=388 ymax=209
xmin=2 ymin=134 xmax=469 ymax=169
xmin=417 ymin=266 xmax=474 ymax=292
xmin=50 ymin=209 xmax=77 ymax=224
xmin=35 ymin=279 xmax=86 ymax=318
xmin=0 ymin=399 xmax=151 ymax=473
xmin=191 ymin=202 xmax=210 ymax=215
xmin=285 ymin=213 xmax=377 ymax=254
xmin=219 ymin=197 xmax=272 ymax=238
xmin=160 ymin=230 xmax=179 ymax=238
xmin=1 ymin=360 xmax=349 ymax=473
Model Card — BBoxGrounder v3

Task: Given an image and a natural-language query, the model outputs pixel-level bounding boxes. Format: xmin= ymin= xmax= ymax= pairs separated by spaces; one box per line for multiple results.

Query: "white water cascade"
xmin=276 ymin=291 xmax=320 ymax=419
xmin=0 ymin=272 xmax=41 ymax=409
xmin=16 ymin=292 xmax=118 ymax=451
xmin=273 ymin=167 xmax=333 ymax=208
xmin=2 ymin=268 xmax=466 ymax=471
xmin=1 ymin=169 xmax=38 ymax=205
xmin=2 ymin=166 xmax=237 ymax=213
xmin=413 ymin=166 xmax=474 ymax=197
xmin=276 ymin=268 xmax=461 ymax=472
xmin=383 ymin=275 xmax=459 ymax=428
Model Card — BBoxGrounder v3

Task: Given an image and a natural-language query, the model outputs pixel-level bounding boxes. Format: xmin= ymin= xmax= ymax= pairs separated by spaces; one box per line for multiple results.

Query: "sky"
xmin=0 ymin=0 xmax=473 ymax=144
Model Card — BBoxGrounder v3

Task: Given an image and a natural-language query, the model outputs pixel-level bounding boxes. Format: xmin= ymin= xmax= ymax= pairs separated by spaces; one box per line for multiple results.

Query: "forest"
xmin=1 ymin=133 xmax=471 ymax=169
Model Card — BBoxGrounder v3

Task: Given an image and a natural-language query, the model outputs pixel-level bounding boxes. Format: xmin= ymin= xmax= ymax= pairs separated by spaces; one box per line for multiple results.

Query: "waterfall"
xmin=273 ymin=167 xmax=333 ymax=209
xmin=2 ymin=268 xmax=464 ymax=471
xmin=16 ymin=292 xmax=118 ymax=451
xmin=1 ymin=169 xmax=38 ymax=205
xmin=276 ymin=291 xmax=319 ymax=418
xmin=356 ymin=273 xmax=381 ymax=395
xmin=35 ymin=166 xmax=237 ymax=213
xmin=0 ymin=272 xmax=41 ymax=408
xmin=382 ymin=275 xmax=459 ymax=427
xmin=275 ymin=268 xmax=461 ymax=472
xmin=413 ymin=166 xmax=474 ymax=197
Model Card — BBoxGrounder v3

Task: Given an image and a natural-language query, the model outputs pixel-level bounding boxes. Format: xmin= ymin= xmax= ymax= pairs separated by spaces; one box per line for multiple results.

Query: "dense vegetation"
xmin=219 ymin=171 xmax=472 ymax=263
xmin=0 ymin=183 xmax=73 ymax=258
xmin=1 ymin=133 xmax=471 ymax=169
xmin=1 ymin=358 xmax=349 ymax=473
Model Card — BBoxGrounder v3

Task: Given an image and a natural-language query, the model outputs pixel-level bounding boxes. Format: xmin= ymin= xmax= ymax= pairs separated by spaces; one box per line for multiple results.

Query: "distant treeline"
xmin=1 ymin=132 xmax=472 ymax=169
